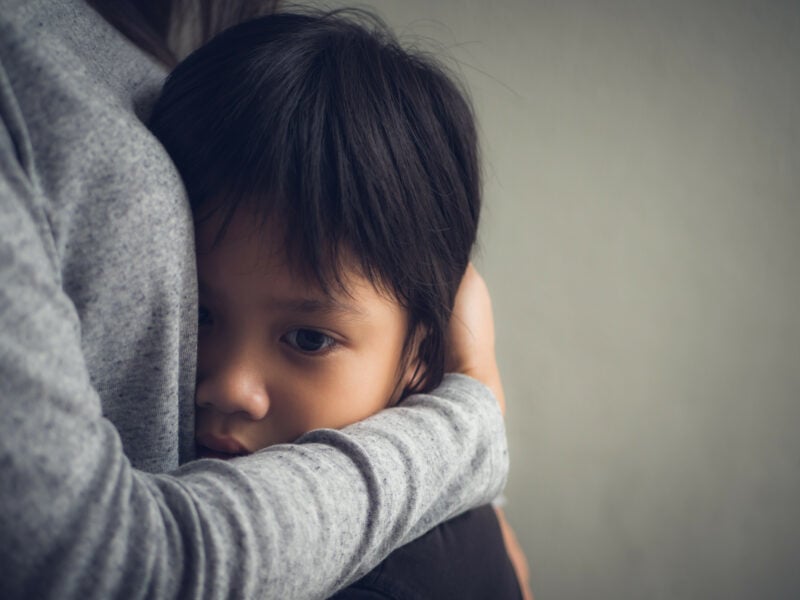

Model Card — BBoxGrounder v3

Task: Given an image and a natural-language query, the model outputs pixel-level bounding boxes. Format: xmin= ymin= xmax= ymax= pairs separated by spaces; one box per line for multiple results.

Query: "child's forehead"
xmin=195 ymin=203 xmax=391 ymax=302
xmin=196 ymin=207 xmax=312 ymax=274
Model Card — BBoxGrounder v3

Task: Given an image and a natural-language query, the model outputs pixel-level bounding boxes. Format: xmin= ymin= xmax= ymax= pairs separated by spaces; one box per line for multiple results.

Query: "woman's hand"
xmin=446 ymin=264 xmax=505 ymax=413
xmin=449 ymin=267 xmax=532 ymax=595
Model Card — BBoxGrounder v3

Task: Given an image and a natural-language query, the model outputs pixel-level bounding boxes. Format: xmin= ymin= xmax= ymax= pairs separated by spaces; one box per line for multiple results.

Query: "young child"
xmin=151 ymin=10 xmax=523 ymax=598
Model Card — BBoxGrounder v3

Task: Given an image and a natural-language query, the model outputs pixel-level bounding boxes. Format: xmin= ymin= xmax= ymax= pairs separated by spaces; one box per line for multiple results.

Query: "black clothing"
xmin=331 ymin=505 xmax=523 ymax=599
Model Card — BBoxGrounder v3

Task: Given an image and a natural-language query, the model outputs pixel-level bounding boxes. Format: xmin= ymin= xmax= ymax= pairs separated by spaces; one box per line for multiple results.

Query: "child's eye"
xmin=283 ymin=329 xmax=336 ymax=354
xmin=198 ymin=305 xmax=213 ymax=326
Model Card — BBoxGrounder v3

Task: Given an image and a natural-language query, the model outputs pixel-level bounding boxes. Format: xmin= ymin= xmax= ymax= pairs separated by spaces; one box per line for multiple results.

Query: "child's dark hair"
xmin=150 ymin=10 xmax=481 ymax=395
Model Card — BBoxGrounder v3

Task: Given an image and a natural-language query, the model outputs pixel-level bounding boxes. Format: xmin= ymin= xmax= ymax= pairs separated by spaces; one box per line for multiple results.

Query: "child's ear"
xmin=403 ymin=356 xmax=427 ymax=394
xmin=390 ymin=328 xmax=429 ymax=405
xmin=388 ymin=357 xmax=425 ymax=407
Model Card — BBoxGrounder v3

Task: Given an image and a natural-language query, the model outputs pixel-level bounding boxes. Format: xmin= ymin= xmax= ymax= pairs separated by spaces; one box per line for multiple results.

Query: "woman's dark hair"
xmin=86 ymin=0 xmax=281 ymax=66
xmin=150 ymin=10 xmax=481 ymax=395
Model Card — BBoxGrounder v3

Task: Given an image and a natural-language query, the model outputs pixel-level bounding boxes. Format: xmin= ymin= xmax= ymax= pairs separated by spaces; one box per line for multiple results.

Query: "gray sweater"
xmin=0 ymin=1 xmax=508 ymax=599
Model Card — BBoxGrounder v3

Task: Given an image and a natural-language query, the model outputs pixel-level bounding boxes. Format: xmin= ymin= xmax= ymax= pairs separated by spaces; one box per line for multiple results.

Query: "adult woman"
xmin=0 ymin=1 xmax=508 ymax=597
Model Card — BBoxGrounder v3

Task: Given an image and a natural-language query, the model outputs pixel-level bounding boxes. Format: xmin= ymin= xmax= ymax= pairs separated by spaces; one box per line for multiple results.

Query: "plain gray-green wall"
xmin=311 ymin=1 xmax=800 ymax=597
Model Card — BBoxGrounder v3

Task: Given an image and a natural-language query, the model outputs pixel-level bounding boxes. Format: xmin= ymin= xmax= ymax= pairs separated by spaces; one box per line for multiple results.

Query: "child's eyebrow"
xmin=268 ymin=297 xmax=366 ymax=319
xmin=198 ymin=280 xmax=365 ymax=319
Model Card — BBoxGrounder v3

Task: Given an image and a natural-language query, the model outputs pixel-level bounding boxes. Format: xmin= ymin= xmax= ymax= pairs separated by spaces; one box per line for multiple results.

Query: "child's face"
xmin=194 ymin=207 xmax=413 ymax=459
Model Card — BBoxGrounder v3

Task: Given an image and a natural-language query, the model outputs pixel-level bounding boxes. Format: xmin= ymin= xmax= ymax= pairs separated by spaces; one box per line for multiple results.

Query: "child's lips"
xmin=196 ymin=433 xmax=251 ymax=460
xmin=196 ymin=446 xmax=246 ymax=461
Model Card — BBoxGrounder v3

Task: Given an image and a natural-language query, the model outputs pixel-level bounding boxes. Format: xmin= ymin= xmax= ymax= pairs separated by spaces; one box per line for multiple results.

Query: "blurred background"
xmin=313 ymin=1 xmax=800 ymax=597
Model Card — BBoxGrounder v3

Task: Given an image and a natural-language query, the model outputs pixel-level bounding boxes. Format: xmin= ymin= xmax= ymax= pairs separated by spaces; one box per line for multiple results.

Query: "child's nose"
xmin=195 ymin=361 xmax=270 ymax=421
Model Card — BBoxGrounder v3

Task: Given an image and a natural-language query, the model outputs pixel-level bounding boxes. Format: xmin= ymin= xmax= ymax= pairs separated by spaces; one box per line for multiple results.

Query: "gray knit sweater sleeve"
xmin=0 ymin=1 xmax=508 ymax=599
